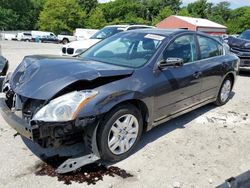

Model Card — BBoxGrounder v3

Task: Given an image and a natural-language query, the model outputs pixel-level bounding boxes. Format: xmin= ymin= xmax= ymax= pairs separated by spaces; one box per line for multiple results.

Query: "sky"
xmin=98 ymin=0 xmax=250 ymax=9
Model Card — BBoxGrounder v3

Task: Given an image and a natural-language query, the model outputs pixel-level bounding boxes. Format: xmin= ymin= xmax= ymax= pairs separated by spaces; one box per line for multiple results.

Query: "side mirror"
xmin=158 ymin=57 xmax=183 ymax=69
xmin=0 ymin=56 xmax=9 ymax=76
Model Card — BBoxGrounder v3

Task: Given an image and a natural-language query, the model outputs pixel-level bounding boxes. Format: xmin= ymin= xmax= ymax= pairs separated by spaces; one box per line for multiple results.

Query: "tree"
xmin=177 ymin=7 xmax=192 ymax=17
xmin=0 ymin=0 xmax=36 ymax=30
xmin=78 ymin=0 xmax=98 ymax=14
xmin=226 ymin=6 xmax=250 ymax=34
xmin=29 ymin=0 xmax=45 ymax=29
xmin=85 ymin=7 xmax=107 ymax=29
xmin=38 ymin=0 xmax=87 ymax=34
xmin=153 ymin=6 xmax=173 ymax=25
xmin=187 ymin=0 xmax=210 ymax=18
xmin=208 ymin=1 xmax=231 ymax=24
xmin=142 ymin=0 xmax=181 ymax=21
xmin=101 ymin=0 xmax=147 ymax=24
xmin=0 ymin=7 xmax=18 ymax=30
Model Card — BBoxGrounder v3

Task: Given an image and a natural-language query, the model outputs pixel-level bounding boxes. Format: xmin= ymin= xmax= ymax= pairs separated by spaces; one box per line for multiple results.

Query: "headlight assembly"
xmin=32 ymin=90 xmax=98 ymax=122
xmin=75 ymin=48 xmax=86 ymax=54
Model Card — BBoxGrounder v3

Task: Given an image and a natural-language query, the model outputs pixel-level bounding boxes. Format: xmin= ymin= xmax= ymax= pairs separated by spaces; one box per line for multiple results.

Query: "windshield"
xmin=80 ymin=32 xmax=165 ymax=68
xmin=239 ymin=30 xmax=250 ymax=40
xmin=90 ymin=27 xmax=124 ymax=39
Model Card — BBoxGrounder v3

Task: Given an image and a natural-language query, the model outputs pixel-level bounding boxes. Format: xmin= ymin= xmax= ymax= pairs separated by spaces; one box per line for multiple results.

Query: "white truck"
xmin=57 ymin=32 xmax=77 ymax=44
xmin=17 ymin=32 xmax=32 ymax=42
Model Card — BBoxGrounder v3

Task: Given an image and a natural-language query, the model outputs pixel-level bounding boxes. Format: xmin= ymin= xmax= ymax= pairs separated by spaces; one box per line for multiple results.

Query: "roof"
xmin=105 ymin=25 xmax=155 ymax=29
xmin=127 ymin=28 xmax=191 ymax=37
xmin=105 ymin=25 xmax=130 ymax=28
xmin=174 ymin=16 xmax=227 ymax=28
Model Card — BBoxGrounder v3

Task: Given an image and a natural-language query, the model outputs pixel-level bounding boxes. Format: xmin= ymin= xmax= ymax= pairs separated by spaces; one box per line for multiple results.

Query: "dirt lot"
xmin=0 ymin=40 xmax=250 ymax=188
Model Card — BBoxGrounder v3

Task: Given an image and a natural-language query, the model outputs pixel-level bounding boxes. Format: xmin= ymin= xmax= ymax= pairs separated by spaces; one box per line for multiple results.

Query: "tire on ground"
xmin=97 ymin=104 xmax=143 ymax=162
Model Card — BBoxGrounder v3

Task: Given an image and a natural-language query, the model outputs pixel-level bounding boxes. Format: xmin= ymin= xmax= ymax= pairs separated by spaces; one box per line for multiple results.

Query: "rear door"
xmin=196 ymin=35 xmax=225 ymax=101
xmin=154 ymin=34 xmax=202 ymax=120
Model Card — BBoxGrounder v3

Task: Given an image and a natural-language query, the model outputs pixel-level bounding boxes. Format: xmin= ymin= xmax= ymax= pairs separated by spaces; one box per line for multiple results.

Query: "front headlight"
xmin=75 ymin=48 xmax=86 ymax=54
xmin=32 ymin=90 xmax=98 ymax=122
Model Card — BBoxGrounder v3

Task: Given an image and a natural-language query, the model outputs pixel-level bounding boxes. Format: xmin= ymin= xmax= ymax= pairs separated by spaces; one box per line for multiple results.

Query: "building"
xmin=156 ymin=15 xmax=227 ymax=35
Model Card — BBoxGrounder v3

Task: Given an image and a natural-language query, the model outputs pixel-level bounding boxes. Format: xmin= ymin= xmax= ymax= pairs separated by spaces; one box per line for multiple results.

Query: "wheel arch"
xmin=223 ymin=71 xmax=236 ymax=89
xmin=100 ymin=99 xmax=150 ymax=132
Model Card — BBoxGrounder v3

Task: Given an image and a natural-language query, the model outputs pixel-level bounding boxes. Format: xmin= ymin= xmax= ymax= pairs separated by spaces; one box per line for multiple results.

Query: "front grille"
xmin=67 ymin=48 xmax=74 ymax=55
xmin=231 ymin=47 xmax=250 ymax=53
xmin=240 ymin=59 xmax=250 ymax=67
xmin=62 ymin=47 xmax=66 ymax=54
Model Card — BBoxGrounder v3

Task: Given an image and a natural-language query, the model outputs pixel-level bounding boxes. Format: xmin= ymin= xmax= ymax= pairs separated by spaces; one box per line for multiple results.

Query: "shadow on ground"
xmin=137 ymin=103 xmax=216 ymax=152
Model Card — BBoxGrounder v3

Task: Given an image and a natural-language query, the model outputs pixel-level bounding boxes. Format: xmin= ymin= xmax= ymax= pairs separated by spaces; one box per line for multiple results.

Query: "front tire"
xmin=214 ymin=76 xmax=233 ymax=106
xmin=97 ymin=104 xmax=143 ymax=162
xmin=62 ymin=38 xmax=69 ymax=44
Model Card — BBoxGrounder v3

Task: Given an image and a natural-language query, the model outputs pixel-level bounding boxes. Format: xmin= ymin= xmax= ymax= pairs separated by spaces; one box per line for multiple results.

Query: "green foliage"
xmin=177 ymin=7 xmax=192 ymax=17
xmin=0 ymin=7 xmax=18 ymax=30
xmin=208 ymin=1 xmax=231 ymax=24
xmin=78 ymin=0 xmax=98 ymax=13
xmin=153 ymin=6 xmax=173 ymax=25
xmin=101 ymin=0 xmax=147 ymax=24
xmin=38 ymin=0 xmax=86 ymax=34
xmin=226 ymin=6 xmax=250 ymax=34
xmin=85 ymin=7 xmax=107 ymax=29
xmin=141 ymin=0 xmax=181 ymax=21
xmin=187 ymin=0 xmax=210 ymax=18
xmin=0 ymin=0 xmax=41 ymax=30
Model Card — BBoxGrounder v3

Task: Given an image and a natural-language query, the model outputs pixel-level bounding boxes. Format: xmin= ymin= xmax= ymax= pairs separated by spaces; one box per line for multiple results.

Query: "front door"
xmin=154 ymin=34 xmax=202 ymax=121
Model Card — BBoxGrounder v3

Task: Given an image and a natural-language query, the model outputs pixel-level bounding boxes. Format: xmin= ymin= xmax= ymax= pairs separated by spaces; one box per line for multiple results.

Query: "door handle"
xmin=193 ymin=71 xmax=202 ymax=79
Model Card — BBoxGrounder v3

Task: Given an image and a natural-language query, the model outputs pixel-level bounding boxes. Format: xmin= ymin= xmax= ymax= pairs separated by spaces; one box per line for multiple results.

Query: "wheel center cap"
xmin=120 ymin=130 xmax=127 ymax=137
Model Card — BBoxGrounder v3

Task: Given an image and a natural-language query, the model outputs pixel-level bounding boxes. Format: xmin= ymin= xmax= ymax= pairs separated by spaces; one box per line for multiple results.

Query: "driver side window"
xmin=163 ymin=35 xmax=197 ymax=64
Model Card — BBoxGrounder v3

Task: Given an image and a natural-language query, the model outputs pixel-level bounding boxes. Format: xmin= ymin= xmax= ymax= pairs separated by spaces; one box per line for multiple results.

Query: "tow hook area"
xmin=56 ymin=122 xmax=101 ymax=174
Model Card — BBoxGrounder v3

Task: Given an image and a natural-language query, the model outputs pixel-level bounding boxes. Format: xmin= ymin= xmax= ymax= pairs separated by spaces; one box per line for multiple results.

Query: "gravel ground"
xmin=0 ymin=40 xmax=250 ymax=188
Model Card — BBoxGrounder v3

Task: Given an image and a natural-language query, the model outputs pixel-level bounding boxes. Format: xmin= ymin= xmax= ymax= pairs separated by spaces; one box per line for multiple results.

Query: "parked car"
xmin=61 ymin=24 xmax=155 ymax=56
xmin=17 ymin=32 xmax=32 ymax=42
xmin=0 ymin=29 xmax=239 ymax=174
xmin=57 ymin=32 xmax=76 ymax=44
xmin=0 ymin=56 xmax=8 ymax=76
xmin=74 ymin=28 xmax=99 ymax=41
xmin=228 ymin=29 xmax=250 ymax=71
xmin=211 ymin=35 xmax=230 ymax=51
xmin=0 ymin=55 xmax=9 ymax=90
xmin=31 ymin=31 xmax=59 ymax=43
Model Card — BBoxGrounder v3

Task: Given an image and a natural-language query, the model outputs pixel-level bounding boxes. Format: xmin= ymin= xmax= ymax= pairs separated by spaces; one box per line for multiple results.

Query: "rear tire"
xmin=97 ymin=104 xmax=143 ymax=162
xmin=214 ymin=76 xmax=233 ymax=106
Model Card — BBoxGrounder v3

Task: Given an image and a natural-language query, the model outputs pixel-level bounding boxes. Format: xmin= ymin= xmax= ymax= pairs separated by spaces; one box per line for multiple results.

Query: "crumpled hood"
xmin=228 ymin=36 xmax=250 ymax=50
xmin=63 ymin=39 xmax=101 ymax=49
xmin=10 ymin=55 xmax=134 ymax=100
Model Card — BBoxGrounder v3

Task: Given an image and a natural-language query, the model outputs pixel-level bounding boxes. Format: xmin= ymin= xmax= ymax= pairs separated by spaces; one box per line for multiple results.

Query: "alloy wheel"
xmin=108 ymin=114 xmax=139 ymax=155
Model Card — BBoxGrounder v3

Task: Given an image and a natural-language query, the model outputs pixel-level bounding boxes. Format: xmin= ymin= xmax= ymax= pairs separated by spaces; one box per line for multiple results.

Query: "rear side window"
xmin=198 ymin=35 xmax=223 ymax=59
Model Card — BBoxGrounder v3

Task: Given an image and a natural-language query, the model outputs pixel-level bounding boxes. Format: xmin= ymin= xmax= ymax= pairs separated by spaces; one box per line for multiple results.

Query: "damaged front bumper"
xmin=0 ymin=96 xmax=35 ymax=140
xmin=0 ymin=95 xmax=102 ymax=173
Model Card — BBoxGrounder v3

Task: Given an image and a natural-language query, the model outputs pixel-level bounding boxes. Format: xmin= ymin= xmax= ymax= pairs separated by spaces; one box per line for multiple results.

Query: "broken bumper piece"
xmin=0 ymin=96 xmax=36 ymax=140
xmin=56 ymin=153 xmax=100 ymax=174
